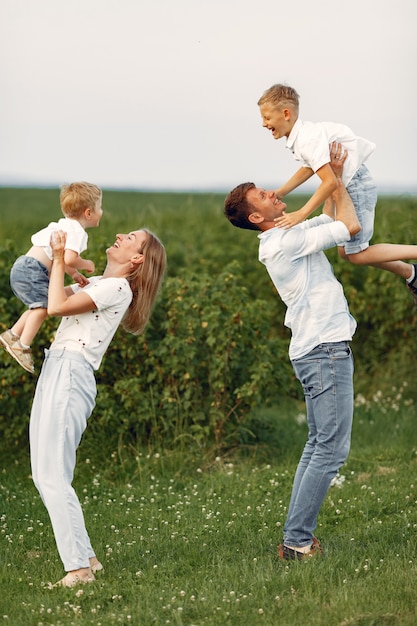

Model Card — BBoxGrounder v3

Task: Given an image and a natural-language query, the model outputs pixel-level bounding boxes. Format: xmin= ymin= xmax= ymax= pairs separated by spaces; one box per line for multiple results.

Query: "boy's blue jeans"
xmin=284 ymin=341 xmax=354 ymax=547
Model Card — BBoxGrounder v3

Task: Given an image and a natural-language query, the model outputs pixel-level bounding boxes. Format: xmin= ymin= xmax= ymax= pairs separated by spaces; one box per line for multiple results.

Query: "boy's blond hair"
xmin=257 ymin=84 xmax=300 ymax=113
xmin=60 ymin=182 xmax=102 ymax=219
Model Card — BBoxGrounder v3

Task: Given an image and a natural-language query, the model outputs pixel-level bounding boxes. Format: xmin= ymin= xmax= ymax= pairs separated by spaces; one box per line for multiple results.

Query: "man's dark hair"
xmin=224 ymin=182 xmax=260 ymax=231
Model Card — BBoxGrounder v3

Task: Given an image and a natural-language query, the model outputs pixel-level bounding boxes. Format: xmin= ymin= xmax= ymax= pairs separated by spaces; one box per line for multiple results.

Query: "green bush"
xmin=0 ymin=249 xmax=293 ymax=451
xmin=1 ymin=188 xmax=417 ymax=454
xmin=93 ymin=261 xmax=293 ymax=452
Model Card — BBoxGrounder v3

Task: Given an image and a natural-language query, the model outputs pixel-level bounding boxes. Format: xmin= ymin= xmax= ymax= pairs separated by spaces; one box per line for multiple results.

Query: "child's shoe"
xmin=0 ymin=329 xmax=20 ymax=350
xmin=406 ymin=264 xmax=417 ymax=306
xmin=5 ymin=339 xmax=35 ymax=374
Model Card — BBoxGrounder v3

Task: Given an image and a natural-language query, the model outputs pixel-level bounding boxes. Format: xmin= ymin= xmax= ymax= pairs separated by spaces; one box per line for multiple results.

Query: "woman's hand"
xmin=50 ymin=230 xmax=67 ymax=259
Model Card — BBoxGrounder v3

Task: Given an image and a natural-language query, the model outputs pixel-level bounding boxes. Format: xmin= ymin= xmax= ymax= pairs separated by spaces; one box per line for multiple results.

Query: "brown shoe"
xmin=278 ymin=537 xmax=322 ymax=561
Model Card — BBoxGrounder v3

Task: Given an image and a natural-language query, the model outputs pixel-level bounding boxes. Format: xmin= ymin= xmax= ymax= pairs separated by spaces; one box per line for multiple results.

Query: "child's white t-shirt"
xmin=286 ymin=118 xmax=376 ymax=186
xmin=31 ymin=217 xmax=88 ymax=260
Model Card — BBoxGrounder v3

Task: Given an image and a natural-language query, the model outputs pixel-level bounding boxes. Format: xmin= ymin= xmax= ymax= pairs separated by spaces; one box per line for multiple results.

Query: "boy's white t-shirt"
xmin=31 ymin=217 xmax=88 ymax=260
xmin=286 ymin=118 xmax=376 ymax=186
xmin=50 ymin=276 xmax=133 ymax=370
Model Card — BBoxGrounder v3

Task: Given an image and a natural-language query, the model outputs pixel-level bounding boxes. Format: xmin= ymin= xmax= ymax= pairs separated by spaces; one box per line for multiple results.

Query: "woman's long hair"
xmin=122 ymin=228 xmax=166 ymax=335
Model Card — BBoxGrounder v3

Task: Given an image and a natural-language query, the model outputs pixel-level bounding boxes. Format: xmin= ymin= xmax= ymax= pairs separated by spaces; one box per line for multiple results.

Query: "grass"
xmin=1 ymin=188 xmax=417 ymax=624
xmin=2 ymin=385 xmax=417 ymax=626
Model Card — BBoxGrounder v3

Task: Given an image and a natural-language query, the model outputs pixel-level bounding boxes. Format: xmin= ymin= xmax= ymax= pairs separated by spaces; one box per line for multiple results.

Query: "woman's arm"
xmin=48 ymin=231 xmax=97 ymax=317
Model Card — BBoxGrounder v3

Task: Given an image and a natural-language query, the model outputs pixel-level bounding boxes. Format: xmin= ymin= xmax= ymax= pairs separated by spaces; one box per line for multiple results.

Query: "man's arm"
xmin=332 ymin=180 xmax=361 ymax=236
xmin=327 ymin=142 xmax=361 ymax=236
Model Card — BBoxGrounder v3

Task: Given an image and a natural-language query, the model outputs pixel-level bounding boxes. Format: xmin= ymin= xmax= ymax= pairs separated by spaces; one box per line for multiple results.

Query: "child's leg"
xmin=344 ymin=168 xmax=416 ymax=278
xmin=10 ymin=310 xmax=32 ymax=338
xmin=338 ymin=246 xmax=348 ymax=261
xmin=346 ymin=245 xmax=417 ymax=279
xmin=9 ymin=256 xmax=49 ymax=342
xmin=19 ymin=308 xmax=47 ymax=347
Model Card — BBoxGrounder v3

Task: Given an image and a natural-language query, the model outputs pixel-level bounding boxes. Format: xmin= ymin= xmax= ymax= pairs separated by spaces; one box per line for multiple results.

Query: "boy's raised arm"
xmin=276 ymin=163 xmax=338 ymax=229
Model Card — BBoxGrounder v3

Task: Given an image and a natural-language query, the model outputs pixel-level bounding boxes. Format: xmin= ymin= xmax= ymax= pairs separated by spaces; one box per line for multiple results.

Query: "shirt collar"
xmin=286 ymin=118 xmax=303 ymax=150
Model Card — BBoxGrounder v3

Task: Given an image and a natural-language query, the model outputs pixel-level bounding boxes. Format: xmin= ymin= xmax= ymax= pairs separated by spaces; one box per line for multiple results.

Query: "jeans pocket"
xmin=329 ymin=345 xmax=352 ymax=360
xmin=292 ymin=358 xmax=323 ymax=398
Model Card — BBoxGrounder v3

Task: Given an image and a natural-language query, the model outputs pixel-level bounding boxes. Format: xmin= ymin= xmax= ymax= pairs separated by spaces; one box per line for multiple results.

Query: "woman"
xmin=29 ymin=227 xmax=166 ymax=587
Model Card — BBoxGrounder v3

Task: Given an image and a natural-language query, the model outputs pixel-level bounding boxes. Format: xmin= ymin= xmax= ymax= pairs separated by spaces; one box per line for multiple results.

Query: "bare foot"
xmin=89 ymin=556 xmax=104 ymax=573
xmin=52 ymin=567 xmax=95 ymax=588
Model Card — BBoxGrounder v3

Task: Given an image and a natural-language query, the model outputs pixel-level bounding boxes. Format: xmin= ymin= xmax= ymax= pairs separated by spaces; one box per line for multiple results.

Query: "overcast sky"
xmin=1 ymin=0 xmax=416 ymax=192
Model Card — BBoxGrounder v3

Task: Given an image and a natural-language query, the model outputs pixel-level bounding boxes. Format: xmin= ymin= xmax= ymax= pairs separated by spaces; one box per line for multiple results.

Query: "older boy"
xmin=224 ymin=145 xmax=359 ymax=559
xmin=0 ymin=182 xmax=102 ymax=373
xmin=258 ymin=83 xmax=417 ymax=303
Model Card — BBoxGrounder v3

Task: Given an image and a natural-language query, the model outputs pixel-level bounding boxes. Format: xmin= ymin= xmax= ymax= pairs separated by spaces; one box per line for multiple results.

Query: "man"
xmin=224 ymin=144 xmax=360 ymax=560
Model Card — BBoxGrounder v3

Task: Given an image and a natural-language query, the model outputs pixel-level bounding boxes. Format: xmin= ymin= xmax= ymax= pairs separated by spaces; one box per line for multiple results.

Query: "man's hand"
xmin=275 ymin=208 xmax=305 ymax=229
xmin=329 ymin=141 xmax=347 ymax=178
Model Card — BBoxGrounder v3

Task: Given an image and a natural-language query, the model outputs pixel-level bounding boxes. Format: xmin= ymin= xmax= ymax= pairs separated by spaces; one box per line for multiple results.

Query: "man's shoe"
xmin=406 ymin=264 xmax=417 ymax=306
xmin=4 ymin=340 xmax=35 ymax=374
xmin=278 ymin=537 xmax=322 ymax=561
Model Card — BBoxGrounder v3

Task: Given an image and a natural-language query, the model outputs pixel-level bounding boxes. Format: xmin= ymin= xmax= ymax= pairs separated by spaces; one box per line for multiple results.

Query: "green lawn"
xmin=2 ymin=387 xmax=417 ymax=626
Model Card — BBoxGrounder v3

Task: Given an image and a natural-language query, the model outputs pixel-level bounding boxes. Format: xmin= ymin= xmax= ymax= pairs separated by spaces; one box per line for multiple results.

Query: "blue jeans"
xmin=284 ymin=341 xmax=354 ymax=547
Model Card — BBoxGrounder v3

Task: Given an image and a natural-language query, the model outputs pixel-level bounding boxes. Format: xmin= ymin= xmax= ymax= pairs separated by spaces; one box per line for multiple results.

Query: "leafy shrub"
xmin=1 ymin=189 xmax=417 ymax=454
xmin=0 ymin=250 xmax=293 ymax=451
xmin=93 ymin=261 xmax=293 ymax=452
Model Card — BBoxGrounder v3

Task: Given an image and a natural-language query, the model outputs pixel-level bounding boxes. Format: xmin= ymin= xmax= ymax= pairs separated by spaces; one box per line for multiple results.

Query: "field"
xmin=1 ymin=187 xmax=417 ymax=625
xmin=2 ymin=393 xmax=417 ymax=626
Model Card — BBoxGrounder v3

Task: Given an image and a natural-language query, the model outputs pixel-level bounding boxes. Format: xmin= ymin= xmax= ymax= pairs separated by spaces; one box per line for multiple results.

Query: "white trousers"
xmin=30 ymin=349 xmax=97 ymax=571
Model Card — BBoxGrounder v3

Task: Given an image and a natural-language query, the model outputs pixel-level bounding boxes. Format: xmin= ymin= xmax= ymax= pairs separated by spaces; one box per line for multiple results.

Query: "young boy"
xmin=0 ymin=182 xmax=103 ymax=374
xmin=257 ymin=83 xmax=417 ymax=303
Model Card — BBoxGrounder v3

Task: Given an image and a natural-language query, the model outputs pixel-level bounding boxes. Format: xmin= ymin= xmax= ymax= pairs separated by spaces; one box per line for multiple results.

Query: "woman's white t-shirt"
xmin=50 ymin=276 xmax=133 ymax=370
